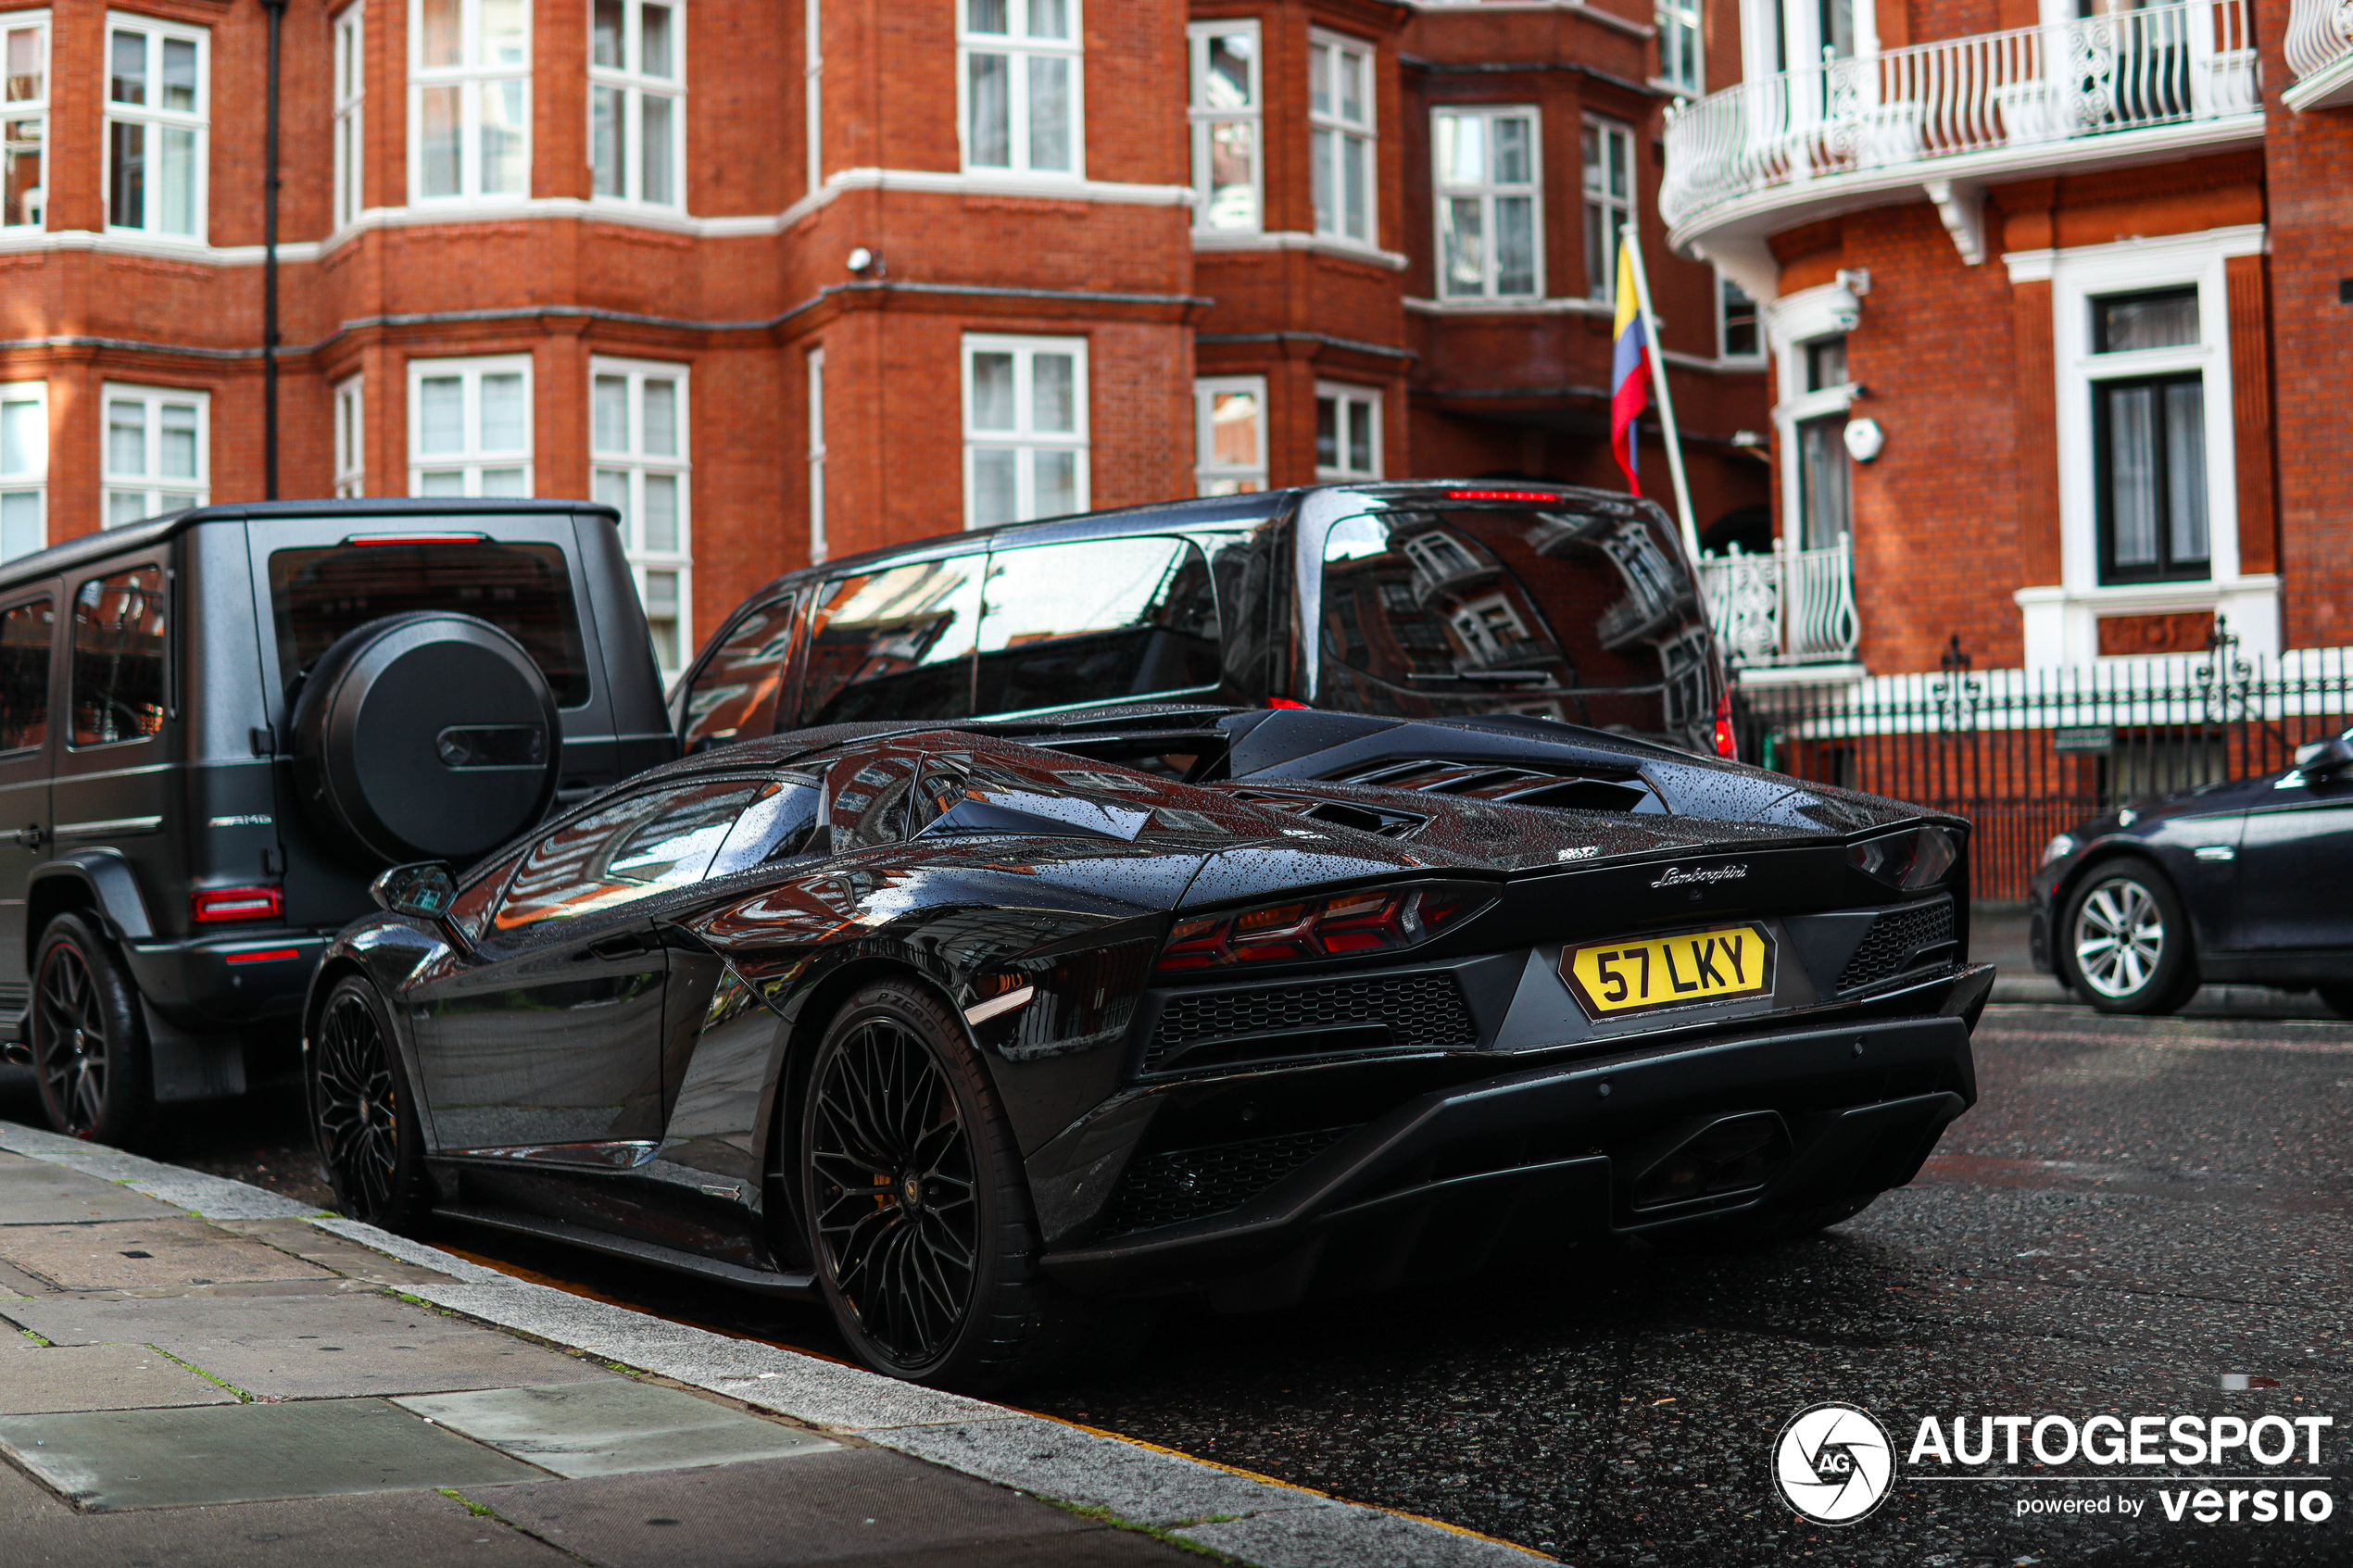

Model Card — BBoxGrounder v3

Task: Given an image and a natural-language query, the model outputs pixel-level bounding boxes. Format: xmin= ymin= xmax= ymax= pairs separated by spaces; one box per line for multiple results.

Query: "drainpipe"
xmin=260 ymin=0 xmax=287 ymax=499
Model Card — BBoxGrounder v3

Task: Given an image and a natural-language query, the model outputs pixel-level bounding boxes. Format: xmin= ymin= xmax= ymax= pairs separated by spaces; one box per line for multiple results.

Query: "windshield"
xmin=1316 ymin=504 xmax=1715 ymax=748
xmin=269 ymin=540 xmax=591 ymax=708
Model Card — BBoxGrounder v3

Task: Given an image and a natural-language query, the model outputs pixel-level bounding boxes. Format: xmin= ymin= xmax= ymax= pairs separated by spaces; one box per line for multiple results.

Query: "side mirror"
xmin=370 ymin=861 xmax=458 ymax=920
xmin=2294 ymin=735 xmax=2353 ymax=777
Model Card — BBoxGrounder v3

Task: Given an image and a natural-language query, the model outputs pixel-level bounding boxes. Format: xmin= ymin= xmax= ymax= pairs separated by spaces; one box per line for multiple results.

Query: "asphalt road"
xmin=6 ymin=993 xmax=2347 ymax=1567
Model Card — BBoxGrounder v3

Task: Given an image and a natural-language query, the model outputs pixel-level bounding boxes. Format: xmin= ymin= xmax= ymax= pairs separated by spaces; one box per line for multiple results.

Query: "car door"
xmin=409 ymin=774 xmax=775 ymax=1153
xmin=2213 ymin=765 xmax=2353 ymax=957
xmin=0 ymin=591 xmax=57 ymax=1019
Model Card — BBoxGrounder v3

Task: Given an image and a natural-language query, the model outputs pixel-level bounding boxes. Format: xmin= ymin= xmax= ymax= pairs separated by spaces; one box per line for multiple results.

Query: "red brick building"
xmin=1663 ymin=0 xmax=2353 ymax=682
xmin=0 ymin=0 xmax=1764 ymax=678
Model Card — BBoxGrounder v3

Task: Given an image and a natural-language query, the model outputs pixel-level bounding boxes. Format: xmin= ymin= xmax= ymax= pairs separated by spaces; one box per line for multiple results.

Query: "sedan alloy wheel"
xmin=2066 ymin=868 xmax=2196 ymax=1015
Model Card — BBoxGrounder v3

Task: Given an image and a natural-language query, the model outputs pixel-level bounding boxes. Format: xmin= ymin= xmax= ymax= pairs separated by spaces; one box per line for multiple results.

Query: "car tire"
xmin=799 ymin=977 xmax=1102 ymax=1392
xmin=2061 ymin=864 xmax=2198 ymax=1016
xmin=30 ymin=914 xmax=156 ymax=1148
xmin=308 ymin=974 xmax=434 ymax=1231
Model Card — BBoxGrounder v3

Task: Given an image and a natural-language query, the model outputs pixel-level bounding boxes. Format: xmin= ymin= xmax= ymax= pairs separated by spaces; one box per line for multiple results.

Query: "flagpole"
xmin=1623 ymin=227 xmax=1702 ymax=567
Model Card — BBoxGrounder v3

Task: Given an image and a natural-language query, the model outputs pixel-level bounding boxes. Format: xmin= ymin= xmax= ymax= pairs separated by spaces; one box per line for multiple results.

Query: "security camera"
xmin=847 ymin=246 xmax=875 ymax=274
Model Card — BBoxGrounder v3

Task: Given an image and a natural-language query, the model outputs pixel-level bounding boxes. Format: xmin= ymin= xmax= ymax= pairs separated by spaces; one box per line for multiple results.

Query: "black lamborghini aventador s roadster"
xmin=307 ymin=707 xmax=1991 ymax=1390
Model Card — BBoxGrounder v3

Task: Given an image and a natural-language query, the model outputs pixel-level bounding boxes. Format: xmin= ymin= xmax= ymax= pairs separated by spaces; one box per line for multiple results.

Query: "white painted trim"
xmin=1661 ymin=348 xmax=1770 ymax=374
xmin=2002 ymin=222 xmax=2267 ymax=284
xmin=2014 ymin=576 xmax=2281 ymax=669
xmin=1403 ymin=295 xmax=1606 ymax=317
xmin=1192 ymin=229 xmax=1406 ymax=270
xmin=1408 ymin=1 xmax=1655 ymax=39
xmin=2284 ymin=48 xmax=2353 ymax=111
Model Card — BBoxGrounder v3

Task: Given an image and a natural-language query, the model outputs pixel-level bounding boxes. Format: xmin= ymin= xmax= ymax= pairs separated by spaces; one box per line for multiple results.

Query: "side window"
xmin=707 ymin=777 xmax=821 ymax=874
xmin=974 ymin=537 xmax=1220 ymax=717
xmin=491 ymin=776 xmax=772 ymax=933
xmin=70 ymin=567 xmax=166 ymax=746
xmin=799 ymin=556 xmax=986 ymax=726
xmin=681 ymin=593 xmax=797 ymax=754
xmin=0 ymin=597 xmax=52 ymax=753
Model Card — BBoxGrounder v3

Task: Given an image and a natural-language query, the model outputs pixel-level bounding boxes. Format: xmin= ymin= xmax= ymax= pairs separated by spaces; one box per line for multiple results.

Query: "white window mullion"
xmin=1582 ymin=117 xmax=1634 ymax=303
xmin=104 ymin=13 xmax=208 ymax=241
xmin=409 ymin=354 xmax=533 ymax=496
xmin=958 ymin=0 xmax=1082 ymax=179
xmin=333 ymin=6 xmax=363 ymax=228
xmin=412 ymin=0 xmax=531 ymax=204
xmin=1434 ymin=105 xmax=1541 ymax=300
xmin=806 ymin=346 xmax=826 ymax=563
xmin=589 ymin=0 xmax=683 ymax=208
xmin=1314 ymin=382 xmax=1380 ymax=482
xmin=333 ymin=374 xmax=365 ymax=496
xmin=1309 ymin=31 xmax=1375 ymax=245
xmin=1189 ymin=20 xmax=1259 ymax=232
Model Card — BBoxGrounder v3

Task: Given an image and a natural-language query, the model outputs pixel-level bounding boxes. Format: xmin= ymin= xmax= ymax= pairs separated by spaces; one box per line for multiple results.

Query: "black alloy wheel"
xmin=309 ymin=975 xmax=430 ymax=1230
xmin=800 ymin=978 xmax=1071 ymax=1390
xmin=31 ymin=913 xmax=153 ymax=1147
xmin=2063 ymin=864 xmax=2198 ymax=1016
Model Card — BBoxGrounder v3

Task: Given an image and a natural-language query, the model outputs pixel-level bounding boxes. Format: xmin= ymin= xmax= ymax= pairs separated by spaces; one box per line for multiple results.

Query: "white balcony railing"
xmin=1663 ymin=0 xmax=2259 ymax=232
xmin=2284 ymin=0 xmax=2353 ymax=107
xmin=1701 ymin=535 xmax=1860 ymax=670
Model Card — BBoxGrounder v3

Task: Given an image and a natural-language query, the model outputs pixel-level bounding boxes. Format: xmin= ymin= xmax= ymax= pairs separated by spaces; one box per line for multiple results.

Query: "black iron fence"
xmin=1733 ymin=638 xmax=2353 ymax=900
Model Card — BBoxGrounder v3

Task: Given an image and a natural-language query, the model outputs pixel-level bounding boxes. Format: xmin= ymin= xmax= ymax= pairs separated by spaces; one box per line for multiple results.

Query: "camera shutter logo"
xmin=1773 ymin=1402 xmax=1894 ymax=1524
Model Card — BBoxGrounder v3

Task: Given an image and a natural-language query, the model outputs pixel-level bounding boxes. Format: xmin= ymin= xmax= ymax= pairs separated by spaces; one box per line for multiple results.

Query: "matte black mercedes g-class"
xmin=0 ymin=500 xmax=673 ymax=1145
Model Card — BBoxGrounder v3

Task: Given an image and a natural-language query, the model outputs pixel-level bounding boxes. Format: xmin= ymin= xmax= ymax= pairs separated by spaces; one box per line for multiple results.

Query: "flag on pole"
xmin=1608 ymin=240 xmax=1651 ymax=495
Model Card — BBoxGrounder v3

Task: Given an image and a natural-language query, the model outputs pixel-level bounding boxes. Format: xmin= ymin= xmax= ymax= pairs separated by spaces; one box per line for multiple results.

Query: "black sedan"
xmin=307 ymin=709 xmax=1990 ymax=1390
xmin=2030 ymin=730 xmax=2353 ymax=1016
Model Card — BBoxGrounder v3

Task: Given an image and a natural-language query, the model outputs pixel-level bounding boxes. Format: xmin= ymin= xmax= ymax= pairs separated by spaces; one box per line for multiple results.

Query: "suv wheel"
xmin=31 ymin=913 xmax=155 ymax=1147
xmin=2064 ymin=866 xmax=2197 ymax=1016
xmin=309 ymin=975 xmax=432 ymax=1231
xmin=799 ymin=978 xmax=1101 ymax=1391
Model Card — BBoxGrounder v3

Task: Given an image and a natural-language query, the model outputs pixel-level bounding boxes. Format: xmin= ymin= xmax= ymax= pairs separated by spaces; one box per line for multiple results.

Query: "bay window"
xmin=961 ymin=0 xmax=1081 ymax=177
xmin=102 ymin=385 xmax=207 ymax=524
xmin=1194 ymin=377 xmax=1265 ymax=495
xmin=1434 ymin=106 xmax=1540 ymax=299
xmin=963 ymin=335 xmax=1088 ymax=528
xmin=1315 ymin=383 xmax=1380 ymax=481
xmin=591 ymin=358 xmax=692 ymax=673
xmin=591 ymin=0 xmax=683 ymax=207
xmin=409 ymin=356 xmax=531 ymax=495
xmin=4 ymin=14 xmax=47 ymax=229
xmin=1310 ymin=32 xmax=1374 ymax=245
xmin=0 ymin=383 xmax=44 ymax=560
xmin=106 ymin=15 xmax=207 ymax=239
xmin=1582 ymin=117 xmax=1632 ymax=302
xmin=411 ymin=0 xmax=529 ymax=202
xmin=1189 ymin=20 xmax=1258 ymax=232
xmin=334 ymin=6 xmax=363 ymax=227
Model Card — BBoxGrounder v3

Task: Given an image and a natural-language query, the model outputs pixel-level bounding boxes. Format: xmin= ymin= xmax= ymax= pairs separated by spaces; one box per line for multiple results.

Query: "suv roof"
xmin=0 ymin=498 xmax=617 ymax=595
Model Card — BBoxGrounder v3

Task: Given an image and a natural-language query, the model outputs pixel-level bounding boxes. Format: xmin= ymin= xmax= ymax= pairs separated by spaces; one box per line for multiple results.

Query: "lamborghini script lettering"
xmin=1652 ymin=863 xmax=1748 ymax=889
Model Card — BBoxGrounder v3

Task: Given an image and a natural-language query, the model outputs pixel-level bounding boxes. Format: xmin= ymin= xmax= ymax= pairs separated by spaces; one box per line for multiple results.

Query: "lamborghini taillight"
xmin=1154 ymin=884 xmax=1491 ymax=974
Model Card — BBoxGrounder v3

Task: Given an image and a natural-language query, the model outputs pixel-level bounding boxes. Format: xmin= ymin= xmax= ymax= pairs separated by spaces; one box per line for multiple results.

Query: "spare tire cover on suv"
xmin=292 ymin=611 xmax=562 ymax=865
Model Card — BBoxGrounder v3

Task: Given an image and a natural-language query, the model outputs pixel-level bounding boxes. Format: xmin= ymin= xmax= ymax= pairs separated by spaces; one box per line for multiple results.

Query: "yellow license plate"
xmin=1561 ymin=924 xmax=1773 ymax=1018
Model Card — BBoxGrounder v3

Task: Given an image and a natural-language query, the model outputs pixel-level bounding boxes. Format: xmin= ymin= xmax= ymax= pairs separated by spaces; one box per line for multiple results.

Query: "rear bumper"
xmin=120 ymin=932 xmax=333 ymax=1028
xmin=1040 ymin=975 xmax=1984 ymax=1306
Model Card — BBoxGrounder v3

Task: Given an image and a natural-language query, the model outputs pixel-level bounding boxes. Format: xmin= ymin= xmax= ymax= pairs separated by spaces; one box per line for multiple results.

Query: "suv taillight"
xmin=192 ymin=886 xmax=283 ymax=923
xmin=1155 ymin=884 xmax=1491 ymax=974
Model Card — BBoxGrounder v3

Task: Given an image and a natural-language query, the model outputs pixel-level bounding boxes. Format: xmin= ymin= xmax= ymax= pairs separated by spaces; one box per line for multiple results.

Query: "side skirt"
xmin=433 ymin=1202 xmax=817 ymax=1299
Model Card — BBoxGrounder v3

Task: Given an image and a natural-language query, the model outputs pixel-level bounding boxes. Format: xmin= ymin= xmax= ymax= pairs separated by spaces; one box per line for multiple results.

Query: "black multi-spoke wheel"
xmin=31 ymin=913 xmax=152 ymax=1147
xmin=308 ymin=975 xmax=429 ymax=1229
xmin=2063 ymin=864 xmax=2196 ymax=1016
xmin=799 ymin=978 xmax=1099 ymax=1391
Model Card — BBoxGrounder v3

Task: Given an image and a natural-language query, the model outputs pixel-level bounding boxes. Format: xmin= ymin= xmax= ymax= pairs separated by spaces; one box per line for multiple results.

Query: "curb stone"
xmin=2 ymin=1123 xmax=1554 ymax=1566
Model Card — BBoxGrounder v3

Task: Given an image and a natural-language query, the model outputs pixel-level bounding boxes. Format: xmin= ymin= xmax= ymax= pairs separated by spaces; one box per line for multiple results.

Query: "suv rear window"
xmin=1318 ymin=506 xmax=1712 ymax=744
xmin=269 ymin=540 xmax=591 ymax=708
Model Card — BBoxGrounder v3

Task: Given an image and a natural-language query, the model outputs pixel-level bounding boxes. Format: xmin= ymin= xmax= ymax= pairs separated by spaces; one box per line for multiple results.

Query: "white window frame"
xmin=962 ymin=333 xmax=1089 ymax=529
xmin=333 ymin=5 xmax=363 ymax=229
xmin=1582 ymin=116 xmax=1634 ymax=303
xmin=589 ymin=0 xmax=685 ymax=209
xmin=806 ymin=346 xmax=826 ymax=564
xmin=3 ymin=11 xmax=51 ymax=232
xmin=408 ymin=354 xmax=533 ymax=495
xmin=409 ymin=0 xmax=531 ymax=204
xmin=1188 ymin=19 xmax=1259 ymax=233
xmin=1314 ymin=381 xmax=1382 ymax=482
xmin=104 ymin=12 xmax=208 ymax=242
xmin=803 ymin=0 xmax=821 ymax=196
xmin=101 ymin=383 xmax=209 ymax=523
xmin=1309 ymin=30 xmax=1376 ymax=245
xmin=2051 ymin=240 xmax=2240 ymax=598
xmin=1194 ymin=375 xmax=1266 ymax=495
xmin=1432 ymin=104 xmax=1541 ymax=300
xmin=0 ymin=381 xmax=47 ymax=562
xmin=333 ymin=374 xmax=365 ymax=496
xmin=1657 ymin=0 xmax=1703 ymax=95
xmin=957 ymin=0 xmax=1085 ymax=180
xmin=591 ymin=356 xmax=691 ymax=674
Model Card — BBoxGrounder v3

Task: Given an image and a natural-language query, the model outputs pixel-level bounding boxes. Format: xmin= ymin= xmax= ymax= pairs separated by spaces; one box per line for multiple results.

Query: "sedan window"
xmin=800 ymin=556 xmax=987 ymax=724
xmin=493 ymin=776 xmax=777 ymax=932
xmin=973 ymin=536 xmax=1219 ymax=717
xmin=681 ymin=593 xmax=798 ymax=754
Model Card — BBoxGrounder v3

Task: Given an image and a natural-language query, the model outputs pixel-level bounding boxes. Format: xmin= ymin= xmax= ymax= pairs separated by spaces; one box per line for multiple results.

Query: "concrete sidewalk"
xmin=0 ymin=1121 xmax=1541 ymax=1568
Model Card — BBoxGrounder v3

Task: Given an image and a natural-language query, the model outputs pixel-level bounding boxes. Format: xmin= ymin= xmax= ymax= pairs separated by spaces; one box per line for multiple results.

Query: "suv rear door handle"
xmin=14 ymin=825 xmax=42 ymax=849
xmin=577 ymin=932 xmax=652 ymax=962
